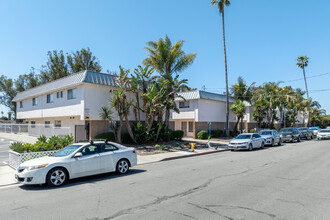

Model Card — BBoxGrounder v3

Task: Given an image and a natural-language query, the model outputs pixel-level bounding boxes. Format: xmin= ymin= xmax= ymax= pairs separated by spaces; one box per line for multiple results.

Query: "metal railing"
xmin=0 ymin=123 xmax=71 ymax=137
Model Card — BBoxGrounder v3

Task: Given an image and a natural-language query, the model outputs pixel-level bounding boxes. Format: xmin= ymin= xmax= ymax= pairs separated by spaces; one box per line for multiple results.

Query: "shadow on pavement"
xmin=18 ymin=169 xmax=146 ymax=191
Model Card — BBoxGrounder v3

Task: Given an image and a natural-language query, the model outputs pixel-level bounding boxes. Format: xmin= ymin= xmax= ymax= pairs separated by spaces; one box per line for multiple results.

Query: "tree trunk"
xmin=136 ymin=91 xmax=141 ymax=122
xmin=156 ymin=112 xmax=163 ymax=142
xmin=117 ymin=118 xmax=123 ymax=144
xmin=240 ymin=117 xmax=244 ymax=133
xmin=233 ymin=117 xmax=240 ymax=134
xmin=302 ymin=66 xmax=310 ymax=127
xmin=125 ymin=115 xmax=137 ymax=144
xmin=164 ymin=108 xmax=170 ymax=129
xmin=221 ymin=10 xmax=230 ymax=137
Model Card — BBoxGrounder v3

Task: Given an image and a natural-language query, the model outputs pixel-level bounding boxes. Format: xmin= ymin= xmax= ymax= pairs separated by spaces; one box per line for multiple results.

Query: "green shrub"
xmin=95 ymin=132 xmax=115 ymax=141
xmin=133 ymin=122 xmax=147 ymax=144
xmin=37 ymin=135 xmax=47 ymax=143
xmin=9 ymin=142 xmax=26 ymax=153
xmin=211 ymin=130 xmax=223 ymax=137
xmin=197 ymin=130 xmax=208 ymax=140
xmin=250 ymin=129 xmax=255 ymax=133
xmin=160 ymin=129 xmax=172 ymax=142
xmin=10 ymin=135 xmax=74 ymax=153
xmin=155 ymin=144 xmax=165 ymax=151
xmin=121 ymin=133 xmax=133 ymax=144
xmin=171 ymin=130 xmax=184 ymax=140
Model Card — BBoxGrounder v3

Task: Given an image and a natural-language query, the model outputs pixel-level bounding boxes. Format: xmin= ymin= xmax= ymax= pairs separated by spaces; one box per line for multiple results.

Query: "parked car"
xmin=259 ymin=130 xmax=281 ymax=146
xmin=15 ymin=140 xmax=137 ymax=186
xmin=279 ymin=128 xmax=301 ymax=143
xmin=228 ymin=133 xmax=264 ymax=151
xmin=298 ymin=127 xmax=313 ymax=140
xmin=316 ymin=129 xmax=330 ymax=140
xmin=309 ymin=127 xmax=320 ymax=138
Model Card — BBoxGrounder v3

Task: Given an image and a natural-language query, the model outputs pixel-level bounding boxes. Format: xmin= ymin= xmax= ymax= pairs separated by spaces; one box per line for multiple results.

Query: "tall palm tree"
xmin=211 ymin=0 xmax=231 ymax=136
xmin=231 ymin=76 xmax=255 ymax=103
xmin=296 ymin=56 xmax=310 ymax=126
xmin=143 ymin=35 xmax=196 ymax=128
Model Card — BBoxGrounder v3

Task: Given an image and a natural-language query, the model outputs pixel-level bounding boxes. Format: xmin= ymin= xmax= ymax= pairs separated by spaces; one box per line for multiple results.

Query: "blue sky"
xmin=1 ymin=0 xmax=330 ymax=115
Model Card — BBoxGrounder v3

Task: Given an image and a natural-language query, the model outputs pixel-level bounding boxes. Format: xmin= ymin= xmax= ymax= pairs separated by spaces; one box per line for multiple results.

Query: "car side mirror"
xmin=252 ymin=137 xmax=255 ymax=140
xmin=74 ymin=152 xmax=83 ymax=158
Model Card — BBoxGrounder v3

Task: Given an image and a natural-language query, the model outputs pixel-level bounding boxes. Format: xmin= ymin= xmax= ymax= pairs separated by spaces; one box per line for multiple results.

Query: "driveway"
xmin=1 ymin=139 xmax=330 ymax=219
xmin=0 ymin=139 xmax=11 ymax=166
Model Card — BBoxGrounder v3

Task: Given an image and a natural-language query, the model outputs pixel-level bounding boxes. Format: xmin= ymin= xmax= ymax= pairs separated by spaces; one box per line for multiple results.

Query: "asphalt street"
xmin=1 ymin=139 xmax=330 ymax=220
xmin=0 ymin=138 xmax=11 ymax=166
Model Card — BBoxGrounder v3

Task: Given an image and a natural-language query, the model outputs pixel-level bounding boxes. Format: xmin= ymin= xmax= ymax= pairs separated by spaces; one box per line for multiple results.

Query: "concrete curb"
xmin=161 ymin=149 xmax=230 ymax=162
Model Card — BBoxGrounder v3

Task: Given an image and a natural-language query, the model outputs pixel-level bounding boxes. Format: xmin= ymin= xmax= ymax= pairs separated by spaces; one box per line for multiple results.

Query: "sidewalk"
xmin=0 ymin=147 xmax=229 ymax=187
xmin=182 ymin=137 xmax=232 ymax=145
xmin=0 ymin=132 xmax=37 ymax=144
xmin=0 ymin=165 xmax=16 ymax=187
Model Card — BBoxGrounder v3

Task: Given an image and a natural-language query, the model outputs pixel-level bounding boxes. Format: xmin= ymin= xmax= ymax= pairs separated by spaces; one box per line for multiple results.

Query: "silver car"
xmin=259 ymin=130 xmax=281 ymax=146
xmin=228 ymin=133 xmax=265 ymax=151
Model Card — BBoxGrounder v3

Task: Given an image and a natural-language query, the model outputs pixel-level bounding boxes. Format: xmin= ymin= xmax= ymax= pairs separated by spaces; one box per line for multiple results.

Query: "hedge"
xmin=197 ymin=130 xmax=208 ymax=140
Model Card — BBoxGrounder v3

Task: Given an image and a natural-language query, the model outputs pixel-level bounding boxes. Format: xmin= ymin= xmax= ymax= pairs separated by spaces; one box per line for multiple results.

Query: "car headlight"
xmin=26 ymin=164 xmax=49 ymax=171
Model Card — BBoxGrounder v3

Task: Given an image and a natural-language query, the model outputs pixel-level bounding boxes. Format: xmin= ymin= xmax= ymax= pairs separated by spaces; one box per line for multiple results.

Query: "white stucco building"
xmin=171 ymin=91 xmax=236 ymax=138
xmin=13 ymin=71 xmax=142 ymax=141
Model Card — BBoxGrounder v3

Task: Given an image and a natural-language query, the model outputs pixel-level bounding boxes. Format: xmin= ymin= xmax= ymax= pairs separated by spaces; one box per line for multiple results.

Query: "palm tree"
xmin=231 ymin=76 xmax=255 ymax=103
xmin=143 ymin=35 xmax=196 ymax=128
xmin=99 ymin=106 xmax=118 ymax=142
xmin=211 ymin=0 xmax=231 ymax=136
xmin=112 ymin=66 xmax=137 ymax=144
xmin=297 ymin=56 xmax=310 ymax=126
xmin=230 ymin=100 xmax=246 ymax=134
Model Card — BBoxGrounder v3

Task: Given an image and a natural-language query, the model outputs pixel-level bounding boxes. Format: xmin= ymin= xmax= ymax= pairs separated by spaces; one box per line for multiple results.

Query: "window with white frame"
xmin=67 ymin=88 xmax=77 ymax=100
xmin=32 ymin=98 xmax=38 ymax=106
xmin=31 ymin=121 xmax=36 ymax=128
xmin=45 ymin=121 xmax=50 ymax=128
xmin=46 ymin=94 xmax=54 ymax=103
xmin=19 ymin=101 xmax=23 ymax=108
xmin=55 ymin=120 xmax=61 ymax=127
xmin=179 ymin=101 xmax=190 ymax=108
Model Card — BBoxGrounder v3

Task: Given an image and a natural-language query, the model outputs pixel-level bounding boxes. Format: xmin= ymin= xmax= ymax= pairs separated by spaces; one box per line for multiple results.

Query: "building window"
xmin=189 ymin=122 xmax=194 ymax=132
xmin=179 ymin=101 xmax=190 ymax=108
xmin=57 ymin=91 xmax=63 ymax=99
xmin=55 ymin=120 xmax=61 ymax=127
xmin=32 ymin=98 xmax=38 ymax=106
xmin=67 ymin=88 xmax=77 ymax=100
xmin=45 ymin=121 xmax=50 ymax=128
xmin=20 ymin=101 xmax=23 ymax=108
xmin=31 ymin=121 xmax=36 ymax=128
xmin=46 ymin=94 xmax=54 ymax=103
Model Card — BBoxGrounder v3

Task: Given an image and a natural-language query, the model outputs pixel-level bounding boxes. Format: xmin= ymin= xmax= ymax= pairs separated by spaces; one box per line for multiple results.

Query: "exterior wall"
xmin=89 ymin=120 xmax=109 ymax=139
xmin=197 ymin=99 xmax=236 ymax=122
xmin=83 ymin=84 xmax=145 ymax=121
xmin=16 ymin=85 xmax=85 ymax=120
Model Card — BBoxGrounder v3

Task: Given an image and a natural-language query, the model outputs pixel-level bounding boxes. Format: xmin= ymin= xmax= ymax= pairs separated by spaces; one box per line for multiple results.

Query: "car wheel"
xmin=278 ymin=139 xmax=282 ymax=146
xmin=291 ymin=138 xmax=295 ymax=143
xmin=297 ymin=136 xmax=301 ymax=142
xmin=116 ymin=159 xmax=130 ymax=174
xmin=249 ymin=143 xmax=253 ymax=151
xmin=46 ymin=167 xmax=68 ymax=187
xmin=261 ymin=142 xmax=265 ymax=149
xmin=271 ymin=139 xmax=275 ymax=147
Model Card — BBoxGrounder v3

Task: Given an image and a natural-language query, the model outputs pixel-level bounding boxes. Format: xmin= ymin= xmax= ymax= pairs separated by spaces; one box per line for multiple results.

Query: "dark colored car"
xmin=298 ymin=127 xmax=313 ymax=140
xmin=279 ymin=127 xmax=301 ymax=143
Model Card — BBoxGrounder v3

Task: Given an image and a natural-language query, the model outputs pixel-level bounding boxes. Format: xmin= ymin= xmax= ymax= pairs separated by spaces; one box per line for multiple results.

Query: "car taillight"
xmin=132 ymin=150 xmax=136 ymax=154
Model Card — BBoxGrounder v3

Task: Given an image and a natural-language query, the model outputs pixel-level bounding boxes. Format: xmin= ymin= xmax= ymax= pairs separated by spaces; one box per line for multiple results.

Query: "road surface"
xmin=1 ymin=139 xmax=330 ymax=219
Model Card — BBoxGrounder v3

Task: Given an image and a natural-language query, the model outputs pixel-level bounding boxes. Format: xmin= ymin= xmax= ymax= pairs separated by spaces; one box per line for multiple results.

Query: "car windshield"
xmin=319 ymin=130 xmax=330 ymax=133
xmin=299 ymin=128 xmax=307 ymax=131
xmin=52 ymin=145 xmax=82 ymax=157
xmin=235 ymin=134 xmax=251 ymax=139
xmin=280 ymin=128 xmax=292 ymax=133
xmin=260 ymin=131 xmax=272 ymax=135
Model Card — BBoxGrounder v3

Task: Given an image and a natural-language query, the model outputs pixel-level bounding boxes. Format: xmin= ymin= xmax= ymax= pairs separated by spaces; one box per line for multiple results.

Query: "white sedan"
xmin=15 ymin=140 xmax=137 ymax=186
xmin=228 ymin=133 xmax=265 ymax=151
xmin=317 ymin=129 xmax=330 ymax=140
